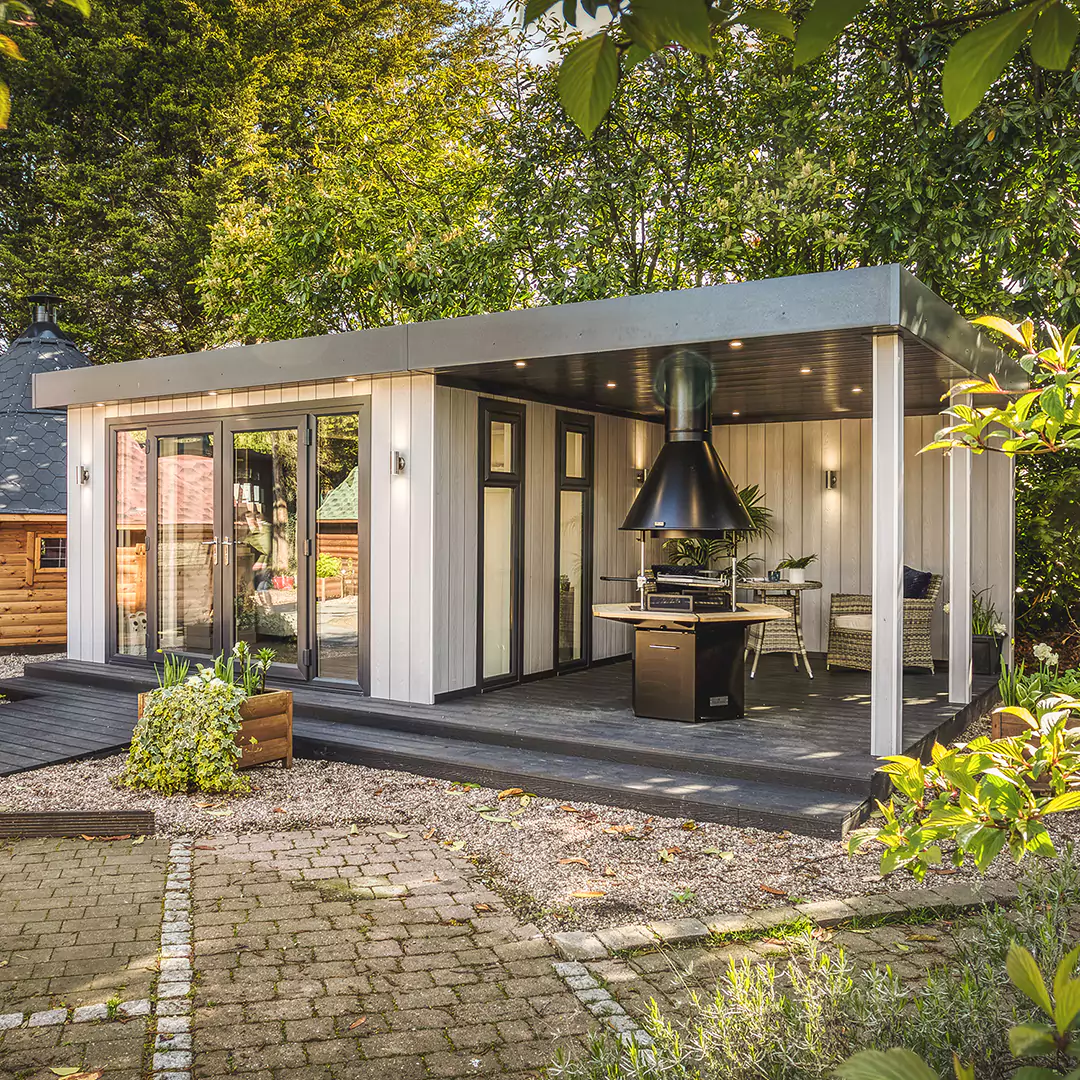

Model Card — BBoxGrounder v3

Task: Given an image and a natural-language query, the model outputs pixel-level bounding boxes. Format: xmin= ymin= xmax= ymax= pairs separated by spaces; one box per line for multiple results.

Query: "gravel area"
xmin=0 ymin=731 xmax=1038 ymax=933
xmin=0 ymin=649 xmax=64 ymax=680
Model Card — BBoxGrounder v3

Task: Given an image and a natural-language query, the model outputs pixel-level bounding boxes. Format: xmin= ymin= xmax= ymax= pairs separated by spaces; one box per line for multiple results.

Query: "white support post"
xmin=871 ymin=332 xmax=904 ymax=757
xmin=1004 ymin=456 xmax=1016 ymax=667
xmin=948 ymin=392 xmax=972 ymax=704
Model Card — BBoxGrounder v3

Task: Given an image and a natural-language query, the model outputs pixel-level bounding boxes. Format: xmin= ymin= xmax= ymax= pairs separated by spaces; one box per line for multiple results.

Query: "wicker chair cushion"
xmin=833 ymin=613 xmax=873 ymax=632
xmin=903 ymin=565 xmax=933 ymax=598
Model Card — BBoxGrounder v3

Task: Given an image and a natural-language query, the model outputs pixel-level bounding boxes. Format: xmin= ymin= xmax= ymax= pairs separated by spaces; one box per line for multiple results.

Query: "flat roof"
xmin=34 ymin=266 xmax=1024 ymax=423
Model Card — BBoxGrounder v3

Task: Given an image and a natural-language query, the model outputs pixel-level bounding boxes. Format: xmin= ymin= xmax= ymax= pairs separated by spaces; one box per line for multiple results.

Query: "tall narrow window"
xmin=556 ymin=414 xmax=593 ymax=670
xmin=315 ymin=414 xmax=361 ymax=681
xmin=116 ymin=429 xmax=148 ymax=656
xmin=478 ymin=402 xmax=524 ymax=687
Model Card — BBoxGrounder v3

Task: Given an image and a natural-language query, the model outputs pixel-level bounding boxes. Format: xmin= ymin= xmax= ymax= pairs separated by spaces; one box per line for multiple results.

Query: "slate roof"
xmin=317 ymin=466 xmax=359 ymax=521
xmin=0 ymin=319 xmax=92 ymax=515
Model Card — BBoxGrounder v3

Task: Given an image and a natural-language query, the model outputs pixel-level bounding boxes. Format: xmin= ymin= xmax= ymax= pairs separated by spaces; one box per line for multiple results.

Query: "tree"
xmin=0 ymin=0 xmax=499 ymax=361
xmin=528 ymin=0 xmax=1080 ymax=135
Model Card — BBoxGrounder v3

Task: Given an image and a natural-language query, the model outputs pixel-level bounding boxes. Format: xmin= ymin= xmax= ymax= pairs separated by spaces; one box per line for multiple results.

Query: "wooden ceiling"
xmin=436 ymin=328 xmax=967 ymax=425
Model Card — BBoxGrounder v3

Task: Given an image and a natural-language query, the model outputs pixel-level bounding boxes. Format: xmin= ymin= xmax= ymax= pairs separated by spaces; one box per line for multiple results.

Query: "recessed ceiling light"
xmin=606 ymin=381 xmax=617 ymax=388
xmin=514 ymin=360 xmax=527 ymax=368
xmin=207 ymin=390 xmax=217 ymax=396
xmin=800 ymin=367 xmax=812 ymax=374
xmin=95 ymin=401 xmax=106 ymax=407
xmin=852 ymin=386 xmax=863 ymax=393
xmin=345 ymin=376 xmax=357 ymax=383
xmin=732 ymin=410 xmax=741 ymax=417
xmin=729 ymin=340 xmax=744 ymax=350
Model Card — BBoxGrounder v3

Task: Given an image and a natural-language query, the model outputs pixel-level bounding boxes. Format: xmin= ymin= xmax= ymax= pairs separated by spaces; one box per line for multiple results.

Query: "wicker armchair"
xmin=826 ymin=574 xmax=941 ymax=674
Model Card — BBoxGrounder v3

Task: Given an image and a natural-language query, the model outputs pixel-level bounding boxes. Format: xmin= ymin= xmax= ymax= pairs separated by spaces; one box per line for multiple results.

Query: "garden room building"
xmin=24 ymin=265 xmax=1026 ymax=837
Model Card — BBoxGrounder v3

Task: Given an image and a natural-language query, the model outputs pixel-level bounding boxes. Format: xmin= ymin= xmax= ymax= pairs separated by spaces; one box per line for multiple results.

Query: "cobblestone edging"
xmin=553 ymin=962 xmax=653 ymax=1051
xmin=0 ymin=997 xmax=152 ymax=1031
xmin=151 ymin=836 xmax=194 ymax=1080
xmin=550 ymin=879 xmax=1021 ymax=961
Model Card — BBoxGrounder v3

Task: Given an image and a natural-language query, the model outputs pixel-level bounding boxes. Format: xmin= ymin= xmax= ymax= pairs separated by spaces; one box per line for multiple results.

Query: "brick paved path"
xmin=190 ymin=829 xmax=591 ymax=1079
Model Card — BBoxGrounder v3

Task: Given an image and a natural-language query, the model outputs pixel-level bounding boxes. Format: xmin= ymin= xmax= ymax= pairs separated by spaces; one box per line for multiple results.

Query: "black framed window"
xmin=555 ymin=413 xmax=594 ymax=671
xmin=478 ymin=400 xmax=525 ymax=687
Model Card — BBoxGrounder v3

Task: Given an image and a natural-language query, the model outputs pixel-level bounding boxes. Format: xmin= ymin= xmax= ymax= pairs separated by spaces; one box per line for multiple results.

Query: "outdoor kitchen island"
xmin=593 ymin=602 xmax=789 ymax=723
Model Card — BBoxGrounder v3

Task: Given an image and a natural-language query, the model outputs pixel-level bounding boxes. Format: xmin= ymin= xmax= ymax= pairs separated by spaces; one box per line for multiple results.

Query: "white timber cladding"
xmin=712 ymin=415 xmax=1013 ymax=659
xmin=431 ymin=386 xmax=662 ymax=697
xmin=67 ymin=374 xmax=438 ymax=704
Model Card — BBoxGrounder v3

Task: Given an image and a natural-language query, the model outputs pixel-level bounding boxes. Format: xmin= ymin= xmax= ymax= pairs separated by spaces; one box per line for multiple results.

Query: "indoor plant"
xmin=663 ymin=483 xmax=772 ymax=579
xmin=776 ymin=552 xmax=818 ymax=585
xmin=971 ymin=588 xmax=1008 ymax=675
xmin=136 ymin=641 xmax=292 ymax=774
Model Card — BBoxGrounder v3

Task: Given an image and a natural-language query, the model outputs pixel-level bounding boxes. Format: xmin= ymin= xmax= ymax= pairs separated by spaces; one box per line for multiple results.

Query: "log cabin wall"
xmin=0 ymin=514 xmax=68 ymax=647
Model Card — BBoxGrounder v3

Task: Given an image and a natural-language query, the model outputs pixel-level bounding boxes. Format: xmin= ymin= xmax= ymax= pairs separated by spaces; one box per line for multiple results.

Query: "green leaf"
xmin=1031 ymin=2 xmax=1080 ymax=68
xmin=835 ymin=1047 xmax=939 ymax=1080
xmin=1044 ymin=790 xmax=1080 ymax=813
xmin=1055 ymin=976 xmax=1080 ymax=1034
xmin=0 ymin=35 xmax=24 ymax=61
xmin=794 ymin=0 xmax=874 ymax=66
xmin=523 ymin=0 xmax=561 ymax=24
xmin=558 ymin=33 xmax=619 ymax=137
xmin=942 ymin=4 xmax=1041 ymax=125
xmin=0 ymin=81 xmax=8 ymax=132
xmin=733 ymin=7 xmax=796 ymax=40
xmin=972 ymin=315 xmax=1031 ymax=348
xmin=1009 ymin=1022 xmax=1059 ymax=1057
xmin=59 ymin=0 xmax=90 ymax=16
xmin=1013 ymin=1069 xmax=1069 ymax=1080
xmin=631 ymin=0 xmax=715 ymax=54
xmin=1008 ymin=945 xmax=1055 ymax=1018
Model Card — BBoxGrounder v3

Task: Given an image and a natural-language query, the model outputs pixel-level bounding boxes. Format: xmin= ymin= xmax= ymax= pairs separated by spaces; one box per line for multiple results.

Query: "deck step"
xmin=293 ymin=718 xmax=870 ymax=838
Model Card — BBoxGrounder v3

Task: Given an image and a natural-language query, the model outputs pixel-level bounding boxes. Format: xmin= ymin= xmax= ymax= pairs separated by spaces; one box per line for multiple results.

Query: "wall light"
xmin=824 ymin=470 xmax=838 ymax=490
xmin=606 ymin=381 xmax=617 ymax=388
xmin=95 ymin=402 xmax=106 ymax=407
xmin=345 ymin=376 xmax=357 ymax=383
xmin=207 ymin=390 xmax=218 ymax=396
xmin=732 ymin=410 xmax=741 ymax=417
xmin=635 ymin=467 xmax=648 ymax=485
xmin=74 ymin=465 xmax=90 ymax=486
xmin=800 ymin=367 xmax=812 ymax=374
xmin=852 ymin=386 xmax=863 ymax=394
xmin=391 ymin=450 xmax=407 ymax=475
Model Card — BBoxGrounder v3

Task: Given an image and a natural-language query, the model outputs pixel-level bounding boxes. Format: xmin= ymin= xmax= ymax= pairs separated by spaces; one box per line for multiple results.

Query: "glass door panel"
xmin=156 ymin=432 xmax=218 ymax=654
xmin=315 ymin=415 xmax=361 ymax=681
xmin=115 ymin=429 xmax=148 ymax=657
xmin=558 ymin=490 xmax=584 ymax=665
xmin=230 ymin=427 xmax=301 ymax=669
xmin=482 ymin=486 xmax=515 ymax=680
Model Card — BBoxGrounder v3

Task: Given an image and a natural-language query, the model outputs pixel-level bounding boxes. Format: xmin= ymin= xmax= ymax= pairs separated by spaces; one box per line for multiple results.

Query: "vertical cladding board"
xmin=369 ymin=378 xmax=392 ymax=698
xmin=409 ymin=375 xmax=435 ymax=704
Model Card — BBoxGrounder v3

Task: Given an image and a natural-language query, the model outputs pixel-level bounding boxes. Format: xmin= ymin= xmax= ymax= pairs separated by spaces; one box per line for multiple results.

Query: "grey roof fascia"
xmin=406 ymin=265 xmax=903 ymax=372
xmin=33 ymin=323 xmax=407 ymax=409
xmin=897 ymin=269 xmax=1025 ymax=389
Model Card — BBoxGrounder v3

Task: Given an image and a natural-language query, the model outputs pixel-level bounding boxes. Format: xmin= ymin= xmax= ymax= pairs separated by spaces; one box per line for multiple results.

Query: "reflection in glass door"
xmin=156 ymin=431 xmax=218 ymax=654
xmin=230 ymin=425 xmax=303 ymax=672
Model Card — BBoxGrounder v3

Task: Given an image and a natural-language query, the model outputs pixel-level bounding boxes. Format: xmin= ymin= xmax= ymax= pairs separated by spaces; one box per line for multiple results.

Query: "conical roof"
xmin=1 ymin=296 xmax=93 ymax=514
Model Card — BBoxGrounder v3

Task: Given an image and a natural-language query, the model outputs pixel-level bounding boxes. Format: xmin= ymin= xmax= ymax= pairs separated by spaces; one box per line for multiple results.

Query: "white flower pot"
xmin=787 ymin=568 xmax=806 ymax=584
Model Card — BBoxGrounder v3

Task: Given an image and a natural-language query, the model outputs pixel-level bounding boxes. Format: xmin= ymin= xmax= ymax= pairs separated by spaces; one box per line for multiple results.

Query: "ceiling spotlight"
xmin=95 ymin=402 xmax=106 ymax=407
xmin=514 ymin=360 xmax=527 ymax=368
xmin=732 ymin=410 xmax=741 ymax=417
xmin=800 ymin=367 xmax=812 ymax=374
xmin=207 ymin=390 xmax=217 ymax=396
xmin=729 ymin=340 xmax=745 ymax=350
xmin=345 ymin=376 xmax=357 ymax=383
xmin=606 ymin=381 xmax=617 ymax=388
xmin=852 ymin=386 xmax=863 ymax=393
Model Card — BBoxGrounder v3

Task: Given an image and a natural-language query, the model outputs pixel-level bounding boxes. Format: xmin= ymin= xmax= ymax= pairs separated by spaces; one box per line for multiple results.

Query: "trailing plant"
xmin=849 ymin=700 xmax=1080 ymax=880
xmin=777 ymin=553 xmax=818 ymax=571
xmin=117 ymin=676 xmax=248 ymax=795
xmin=155 ymin=652 xmax=189 ymax=690
xmin=972 ymin=590 xmax=1008 ymax=638
xmin=838 ymin=942 xmax=1080 ymax=1080
xmin=549 ymin=851 xmax=1080 ymax=1080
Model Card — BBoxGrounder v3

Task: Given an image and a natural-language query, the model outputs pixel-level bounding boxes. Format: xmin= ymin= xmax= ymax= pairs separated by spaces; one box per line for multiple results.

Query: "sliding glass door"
xmin=111 ymin=406 xmax=369 ymax=687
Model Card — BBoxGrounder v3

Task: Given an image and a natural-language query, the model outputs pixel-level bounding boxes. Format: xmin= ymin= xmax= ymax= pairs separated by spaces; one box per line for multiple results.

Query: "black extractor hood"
xmin=621 ymin=351 xmax=753 ymax=536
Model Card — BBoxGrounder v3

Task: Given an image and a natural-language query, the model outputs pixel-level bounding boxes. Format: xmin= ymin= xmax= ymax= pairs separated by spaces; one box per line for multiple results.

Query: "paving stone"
xmin=153 ymin=1049 xmax=194 ymax=1070
xmin=564 ymin=974 xmax=599 ymax=991
xmin=746 ymin=906 xmax=802 ymax=930
xmin=843 ymin=893 xmax=908 ymax=918
xmin=647 ymin=918 xmax=709 ymax=944
xmin=0 ymin=1011 xmax=24 ymax=1030
xmin=553 ymin=961 xmax=590 ymax=978
xmin=595 ymin=924 xmax=657 ymax=953
xmin=794 ymin=898 xmax=859 ymax=927
xmin=551 ymin=931 xmax=608 ymax=961
xmin=72 ymin=1003 xmax=109 ymax=1022
xmin=704 ymin=912 xmax=758 ymax=936
xmin=27 ymin=1007 xmax=67 ymax=1026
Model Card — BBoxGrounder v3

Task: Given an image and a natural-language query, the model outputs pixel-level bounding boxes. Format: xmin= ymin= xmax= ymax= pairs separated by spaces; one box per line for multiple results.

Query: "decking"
xmin=0 ymin=657 xmax=996 ymax=837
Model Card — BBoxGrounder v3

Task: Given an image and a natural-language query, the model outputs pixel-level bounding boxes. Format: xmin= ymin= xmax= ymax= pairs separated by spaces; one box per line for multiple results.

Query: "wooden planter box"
xmin=992 ymin=707 xmax=1080 ymax=741
xmin=137 ymin=689 xmax=293 ymax=769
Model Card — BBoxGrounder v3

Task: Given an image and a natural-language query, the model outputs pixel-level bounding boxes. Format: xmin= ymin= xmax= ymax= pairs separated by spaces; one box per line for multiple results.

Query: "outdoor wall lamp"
xmin=392 ymin=450 xmax=407 ymax=475
xmin=635 ymin=467 xmax=648 ymax=485
xmin=74 ymin=465 xmax=90 ymax=486
xmin=824 ymin=469 xmax=838 ymax=490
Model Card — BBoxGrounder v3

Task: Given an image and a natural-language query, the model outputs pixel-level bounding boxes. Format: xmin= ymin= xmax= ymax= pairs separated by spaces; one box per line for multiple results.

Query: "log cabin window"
xmin=36 ymin=535 xmax=66 ymax=571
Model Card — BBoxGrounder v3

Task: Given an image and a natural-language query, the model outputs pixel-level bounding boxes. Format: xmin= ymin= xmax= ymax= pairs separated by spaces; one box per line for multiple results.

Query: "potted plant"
xmin=776 ymin=553 xmax=818 ymax=585
xmin=663 ymin=484 xmax=773 ymax=579
xmin=971 ymin=588 xmax=1008 ymax=675
xmin=134 ymin=641 xmax=292 ymax=780
xmin=316 ymin=553 xmax=344 ymax=601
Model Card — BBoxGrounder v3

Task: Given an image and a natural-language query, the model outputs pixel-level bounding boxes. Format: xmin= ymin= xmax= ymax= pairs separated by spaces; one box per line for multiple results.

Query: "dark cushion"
xmin=903 ymin=565 xmax=933 ymax=599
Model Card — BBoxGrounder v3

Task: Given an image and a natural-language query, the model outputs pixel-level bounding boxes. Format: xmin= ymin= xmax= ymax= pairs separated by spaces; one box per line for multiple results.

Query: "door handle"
xmin=200 ymin=536 xmax=219 ymax=564
xmin=222 ymin=537 xmax=232 ymax=566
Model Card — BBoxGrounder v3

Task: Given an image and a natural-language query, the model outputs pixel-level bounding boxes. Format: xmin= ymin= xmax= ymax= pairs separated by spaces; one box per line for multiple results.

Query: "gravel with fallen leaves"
xmin=0 ymin=731 xmax=1038 ymax=932
xmin=0 ymin=649 xmax=64 ymax=681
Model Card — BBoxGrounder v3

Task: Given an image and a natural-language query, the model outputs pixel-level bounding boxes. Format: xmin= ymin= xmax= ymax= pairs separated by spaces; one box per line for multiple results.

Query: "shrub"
xmin=316 ymin=553 xmax=343 ymax=578
xmin=117 ymin=674 xmax=248 ymax=795
xmin=549 ymin=851 xmax=1080 ymax=1080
